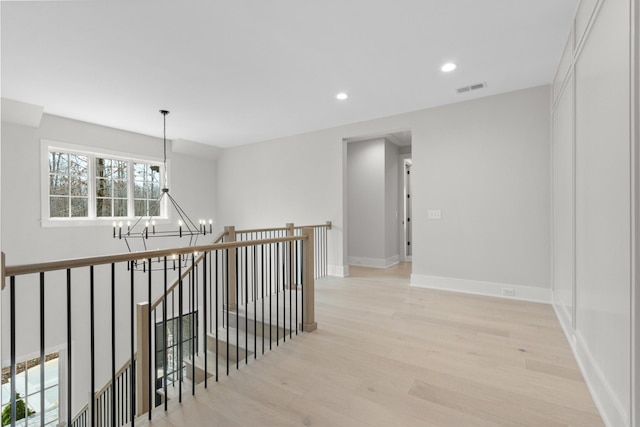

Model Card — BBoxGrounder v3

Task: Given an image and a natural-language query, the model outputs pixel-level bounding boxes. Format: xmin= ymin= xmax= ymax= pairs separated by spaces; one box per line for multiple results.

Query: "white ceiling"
xmin=1 ymin=0 xmax=578 ymax=147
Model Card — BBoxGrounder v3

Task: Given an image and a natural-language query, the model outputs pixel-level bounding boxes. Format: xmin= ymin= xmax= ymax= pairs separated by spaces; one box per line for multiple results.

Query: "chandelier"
xmin=113 ymin=110 xmax=212 ymax=270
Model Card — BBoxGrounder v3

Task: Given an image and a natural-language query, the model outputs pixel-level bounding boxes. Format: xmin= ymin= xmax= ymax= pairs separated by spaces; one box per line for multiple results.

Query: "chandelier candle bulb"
xmin=178 ymin=220 xmax=183 ymax=238
xmin=127 ymin=221 xmax=131 ymax=234
xmin=118 ymin=222 xmax=123 ymax=239
xmin=152 ymin=220 xmax=156 ymax=234
xmin=209 ymin=219 xmax=213 ymax=233
xmin=113 ymin=222 xmax=116 ymax=238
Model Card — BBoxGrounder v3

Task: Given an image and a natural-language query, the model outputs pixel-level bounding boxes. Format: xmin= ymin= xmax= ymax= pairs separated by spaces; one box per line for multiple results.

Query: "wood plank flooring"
xmin=140 ymin=263 xmax=604 ymax=426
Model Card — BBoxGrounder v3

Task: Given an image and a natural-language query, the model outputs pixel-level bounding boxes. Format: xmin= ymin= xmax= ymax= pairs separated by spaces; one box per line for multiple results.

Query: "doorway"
xmin=344 ymin=130 xmax=412 ymax=269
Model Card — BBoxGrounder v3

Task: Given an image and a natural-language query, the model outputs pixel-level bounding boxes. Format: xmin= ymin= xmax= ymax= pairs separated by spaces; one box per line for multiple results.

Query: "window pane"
xmin=69 ymin=154 xmax=88 ymax=176
xmin=49 ymin=175 xmax=69 ymax=196
xmin=134 ymin=200 xmax=146 ymax=216
xmin=95 ymin=178 xmax=111 ymax=198
xmin=70 ymin=177 xmax=88 ymax=196
xmin=49 ymin=152 xmax=68 ymax=174
xmin=70 ymin=198 xmax=88 ymax=217
xmin=96 ymin=158 xmax=109 ymax=178
xmin=113 ymin=199 xmax=127 ymax=217
xmin=96 ymin=198 xmax=112 ymax=217
xmin=113 ymin=160 xmax=127 ymax=179
xmin=50 ymin=197 xmax=69 ymax=217
xmin=26 ymin=358 xmax=41 ymax=393
xmin=134 ymin=181 xmax=145 ymax=198
xmin=150 ymin=183 xmax=160 ymax=199
xmin=113 ymin=180 xmax=127 ymax=198
xmin=134 ymin=162 xmax=147 ymax=179
xmin=149 ymin=201 xmax=160 ymax=217
xmin=43 ymin=385 xmax=58 ymax=412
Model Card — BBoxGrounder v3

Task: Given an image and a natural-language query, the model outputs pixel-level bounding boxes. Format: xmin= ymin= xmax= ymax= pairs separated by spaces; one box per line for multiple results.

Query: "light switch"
xmin=428 ymin=209 xmax=442 ymax=219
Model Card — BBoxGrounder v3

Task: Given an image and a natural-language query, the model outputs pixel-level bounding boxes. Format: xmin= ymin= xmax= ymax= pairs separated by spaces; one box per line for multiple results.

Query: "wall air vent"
xmin=456 ymin=82 xmax=487 ymax=94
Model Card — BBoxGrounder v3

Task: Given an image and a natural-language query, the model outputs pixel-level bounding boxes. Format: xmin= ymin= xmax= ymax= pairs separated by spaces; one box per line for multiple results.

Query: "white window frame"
xmin=40 ymin=140 xmax=170 ymax=228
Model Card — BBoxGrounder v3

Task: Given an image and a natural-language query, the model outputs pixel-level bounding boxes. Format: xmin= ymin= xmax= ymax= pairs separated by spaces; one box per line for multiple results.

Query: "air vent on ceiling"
xmin=456 ymin=82 xmax=487 ymax=94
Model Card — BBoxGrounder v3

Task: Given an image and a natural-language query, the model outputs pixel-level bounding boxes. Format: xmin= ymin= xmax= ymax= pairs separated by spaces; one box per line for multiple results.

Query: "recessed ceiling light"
xmin=441 ymin=63 xmax=457 ymax=72
xmin=336 ymin=92 xmax=349 ymax=100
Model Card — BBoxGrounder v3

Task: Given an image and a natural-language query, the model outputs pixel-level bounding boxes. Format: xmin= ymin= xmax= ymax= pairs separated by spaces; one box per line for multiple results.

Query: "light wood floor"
xmin=140 ymin=263 xmax=604 ymax=426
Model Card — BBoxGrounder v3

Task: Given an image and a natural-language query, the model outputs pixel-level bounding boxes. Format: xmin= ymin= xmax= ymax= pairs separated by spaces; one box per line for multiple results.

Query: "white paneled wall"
xmin=551 ymin=1 xmax=636 ymax=426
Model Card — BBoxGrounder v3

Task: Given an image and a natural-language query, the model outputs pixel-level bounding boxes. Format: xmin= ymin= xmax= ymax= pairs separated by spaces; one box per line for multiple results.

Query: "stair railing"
xmin=1 ymin=227 xmax=317 ymax=427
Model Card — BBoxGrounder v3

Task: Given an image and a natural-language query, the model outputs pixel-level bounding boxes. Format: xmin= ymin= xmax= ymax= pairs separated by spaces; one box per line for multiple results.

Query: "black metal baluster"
xmin=191 ymin=255 xmax=196 ymax=395
xmin=163 ymin=257 xmax=168 ymax=410
xmin=225 ymin=249 xmax=229 ymax=376
xmin=269 ymin=243 xmax=272 ymax=350
xmin=130 ymin=261 xmax=136 ymax=426
xmin=40 ymin=272 xmax=45 ymax=426
xmin=178 ymin=259 xmax=183 ymax=402
xmin=253 ymin=245 xmax=257 ymax=359
xmin=10 ymin=276 xmax=16 ymax=427
xmin=90 ymin=266 xmax=96 ymax=427
xmin=236 ymin=247 xmax=239 ymax=370
xmin=282 ymin=241 xmax=286 ymax=344
xmin=261 ymin=244 xmax=265 ymax=354
xmin=203 ymin=251 xmax=208 ymax=388
xmin=215 ymin=250 xmax=219 ymax=382
xmin=276 ymin=242 xmax=279 ymax=346
xmin=111 ymin=263 xmax=116 ymax=426
xmin=245 ymin=246 xmax=248 ymax=364
xmin=289 ymin=241 xmax=293 ymax=339
xmin=147 ymin=258 xmax=152 ymax=420
xmin=67 ymin=269 xmax=72 ymax=427
xmin=301 ymin=242 xmax=304 ymax=333
xmin=296 ymin=240 xmax=299 ymax=335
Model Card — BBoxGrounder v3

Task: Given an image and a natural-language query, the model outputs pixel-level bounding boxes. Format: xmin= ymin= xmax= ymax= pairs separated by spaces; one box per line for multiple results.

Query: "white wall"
xmin=215 ymin=85 xmax=552 ymax=297
xmin=410 ymin=87 xmax=551 ymax=301
xmin=551 ymin=0 xmax=636 ymax=426
xmin=0 ymin=113 xmax=217 ymax=416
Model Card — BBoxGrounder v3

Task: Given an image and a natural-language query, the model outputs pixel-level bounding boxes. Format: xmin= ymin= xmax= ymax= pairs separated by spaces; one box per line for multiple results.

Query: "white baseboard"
xmin=348 ymin=255 xmax=399 ymax=269
xmin=552 ymin=303 xmax=630 ymax=427
xmin=328 ymin=264 xmax=349 ymax=277
xmin=410 ymin=274 xmax=551 ymax=304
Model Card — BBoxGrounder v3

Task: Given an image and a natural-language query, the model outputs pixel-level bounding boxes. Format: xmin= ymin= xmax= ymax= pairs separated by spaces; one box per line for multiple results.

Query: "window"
xmin=95 ymin=157 xmax=128 ymax=217
xmin=133 ymin=163 xmax=162 ymax=217
xmin=42 ymin=141 xmax=166 ymax=224
xmin=154 ymin=311 xmax=197 ymax=406
xmin=48 ymin=152 xmax=89 ymax=218
xmin=1 ymin=352 xmax=60 ymax=427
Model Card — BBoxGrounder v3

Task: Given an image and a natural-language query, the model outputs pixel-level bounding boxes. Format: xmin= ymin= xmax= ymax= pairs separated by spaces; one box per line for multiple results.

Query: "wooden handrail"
xmin=95 ymin=353 xmax=137 ymax=397
xmin=4 ymin=235 xmax=306 ymax=278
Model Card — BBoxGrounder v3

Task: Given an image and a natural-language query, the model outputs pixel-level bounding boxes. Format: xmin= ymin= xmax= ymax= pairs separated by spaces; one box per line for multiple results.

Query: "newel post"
xmin=136 ymin=303 xmax=150 ymax=416
xmin=301 ymin=227 xmax=317 ymax=332
xmin=225 ymin=226 xmax=237 ymax=311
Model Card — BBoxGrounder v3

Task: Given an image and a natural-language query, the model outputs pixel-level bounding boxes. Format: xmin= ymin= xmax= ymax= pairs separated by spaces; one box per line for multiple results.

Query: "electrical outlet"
xmin=427 ymin=210 xmax=442 ymax=219
xmin=502 ymin=288 xmax=515 ymax=297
